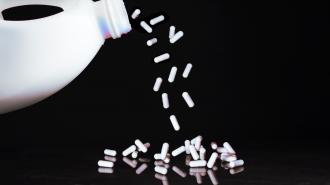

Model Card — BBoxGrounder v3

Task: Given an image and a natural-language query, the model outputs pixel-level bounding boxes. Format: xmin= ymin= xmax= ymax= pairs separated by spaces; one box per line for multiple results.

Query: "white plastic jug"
xmin=0 ymin=0 xmax=131 ymax=114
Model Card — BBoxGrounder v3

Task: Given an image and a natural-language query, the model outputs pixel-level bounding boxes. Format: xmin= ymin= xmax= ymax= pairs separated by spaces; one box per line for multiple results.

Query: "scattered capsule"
xmin=135 ymin=139 xmax=148 ymax=153
xmin=207 ymin=152 xmax=219 ymax=168
xmin=131 ymin=9 xmax=141 ymax=19
xmin=154 ymin=53 xmax=170 ymax=63
xmin=150 ymin=15 xmax=165 ymax=25
xmin=153 ymin=77 xmax=163 ymax=92
xmin=104 ymin=149 xmax=117 ymax=157
xmin=182 ymin=92 xmax=195 ymax=108
xmin=98 ymin=160 xmax=114 ymax=168
xmin=168 ymin=66 xmax=178 ymax=83
xmin=216 ymin=147 xmax=228 ymax=153
xmin=131 ymin=151 xmax=138 ymax=159
xmin=122 ymin=145 xmax=137 ymax=156
xmin=222 ymin=155 xmax=237 ymax=162
xmin=189 ymin=145 xmax=200 ymax=160
xmin=140 ymin=21 xmax=153 ymax=33
xmin=147 ymin=38 xmax=158 ymax=46
xmin=172 ymin=146 xmax=186 ymax=157
xmin=155 ymin=166 xmax=168 ymax=175
xmin=223 ymin=142 xmax=236 ymax=154
xmin=170 ymin=31 xmax=184 ymax=44
xmin=162 ymin=93 xmax=170 ymax=109
xmin=170 ymin=115 xmax=180 ymax=131
xmin=136 ymin=163 xmax=148 ymax=175
xmin=189 ymin=160 xmax=207 ymax=167
xmin=194 ymin=136 xmax=202 ymax=151
xmin=164 ymin=156 xmax=171 ymax=164
xmin=210 ymin=142 xmax=218 ymax=150
xmin=154 ymin=153 xmax=162 ymax=160
xmin=183 ymin=63 xmax=193 ymax=78
xmin=199 ymin=147 xmax=206 ymax=160
xmin=185 ymin=140 xmax=191 ymax=154
xmin=172 ymin=166 xmax=187 ymax=178
xmin=228 ymin=159 xmax=244 ymax=168
xmin=191 ymin=135 xmax=202 ymax=144
xmin=160 ymin=143 xmax=170 ymax=160
xmin=169 ymin=26 xmax=176 ymax=39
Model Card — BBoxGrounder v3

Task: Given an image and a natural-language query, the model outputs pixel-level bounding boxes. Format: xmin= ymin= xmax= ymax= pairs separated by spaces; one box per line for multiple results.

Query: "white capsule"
xmin=160 ymin=143 xmax=170 ymax=160
xmin=162 ymin=93 xmax=170 ymax=109
xmin=97 ymin=160 xmax=114 ymax=168
xmin=207 ymin=152 xmax=219 ymax=168
xmin=154 ymin=53 xmax=170 ymax=63
xmin=172 ymin=166 xmax=187 ymax=178
xmin=189 ymin=145 xmax=200 ymax=160
xmin=169 ymin=26 xmax=176 ymax=39
xmin=216 ymin=147 xmax=228 ymax=153
xmin=194 ymin=136 xmax=202 ymax=151
xmin=147 ymin=38 xmax=158 ymax=46
xmin=140 ymin=21 xmax=153 ymax=33
xmin=138 ymin=143 xmax=151 ymax=152
xmin=131 ymin=151 xmax=138 ymax=159
xmin=104 ymin=149 xmax=117 ymax=157
xmin=182 ymin=92 xmax=195 ymax=108
xmin=153 ymin=77 xmax=163 ymax=92
xmin=164 ymin=156 xmax=171 ymax=164
xmin=207 ymin=170 xmax=219 ymax=185
xmin=98 ymin=167 xmax=114 ymax=174
xmin=199 ymin=147 xmax=206 ymax=160
xmin=228 ymin=159 xmax=244 ymax=168
xmin=170 ymin=31 xmax=184 ymax=44
xmin=154 ymin=153 xmax=162 ymax=160
xmin=122 ymin=157 xmax=137 ymax=168
xmin=183 ymin=63 xmax=193 ymax=78
xmin=136 ymin=163 xmax=148 ymax=175
xmin=223 ymin=142 xmax=236 ymax=154
xmin=169 ymin=115 xmax=180 ymax=131
xmin=150 ymin=15 xmax=165 ymax=25
xmin=131 ymin=9 xmax=141 ymax=19
xmin=122 ymin=145 xmax=137 ymax=156
xmin=171 ymin=146 xmax=186 ymax=157
xmin=191 ymin=135 xmax=202 ymax=144
xmin=222 ymin=155 xmax=237 ymax=162
xmin=184 ymin=140 xmax=191 ymax=154
xmin=168 ymin=66 xmax=178 ymax=83
xmin=155 ymin=166 xmax=168 ymax=175
xmin=135 ymin=139 xmax=148 ymax=153
xmin=189 ymin=160 xmax=207 ymax=167
xmin=104 ymin=156 xmax=117 ymax=162
xmin=210 ymin=142 xmax=218 ymax=150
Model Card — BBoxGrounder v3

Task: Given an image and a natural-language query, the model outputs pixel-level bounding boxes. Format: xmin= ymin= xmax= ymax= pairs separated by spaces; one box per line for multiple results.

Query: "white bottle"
xmin=0 ymin=0 xmax=131 ymax=114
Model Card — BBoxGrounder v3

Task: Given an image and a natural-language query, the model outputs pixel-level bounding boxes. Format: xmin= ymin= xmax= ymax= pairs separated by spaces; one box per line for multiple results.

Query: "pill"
xmin=122 ymin=157 xmax=137 ymax=168
xmin=207 ymin=170 xmax=219 ymax=185
xmin=169 ymin=115 xmax=180 ymax=131
xmin=160 ymin=143 xmax=170 ymax=160
xmin=170 ymin=31 xmax=184 ymax=44
xmin=154 ymin=153 xmax=162 ymax=160
xmin=104 ymin=156 xmax=117 ymax=162
xmin=138 ymin=143 xmax=151 ymax=152
xmin=184 ymin=140 xmax=191 ymax=154
xmin=98 ymin=160 xmax=114 ymax=168
xmin=182 ymin=63 xmax=193 ymax=78
xmin=131 ymin=151 xmax=138 ymax=159
xmin=131 ymin=9 xmax=141 ymax=19
xmin=153 ymin=77 xmax=163 ymax=92
xmin=222 ymin=155 xmax=237 ymax=162
xmin=154 ymin=53 xmax=170 ymax=63
xmin=228 ymin=159 xmax=244 ymax=168
xmin=194 ymin=136 xmax=202 ymax=151
xmin=199 ymin=147 xmax=206 ymax=160
xmin=155 ymin=173 xmax=168 ymax=181
xmin=216 ymin=147 xmax=228 ymax=153
xmin=182 ymin=92 xmax=195 ymax=108
xmin=162 ymin=93 xmax=170 ymax=109
xmin=169 ymin=26 xmax=176 ymax=39
xmin=172 ymin=146 xmax=186 ymax=157
xmin=189 ymin=145 xmax=200 ymax=160
xmin=155 ymin=166 xmax=168 ymax=175
xmin=210 ymin=142 xmax=218 ymax=150
xmin=122 ymin=145 xmax=137 ymax=156
xmin=150 ymin=15 xmax=165 ymax=25
xmin=229 ymin=166 xmax=245 ymax=175
xmin=147 ymin=38 xmax=158 ymax=46
xmin=104 ymin=149 xmax=117 ymax=156
xmin=195 ymin=173 xmax=203 ymax=184
xmin=98 ymin=167 xmax=114 ymax=174
xmin=223 ymin=142 xmax=236 ymax=154
xmin=135 ymin=139 xmax=147 ymax=153
xmin=140 ymin=21 xmax=153 ymax=33
xmin=136 ymin=163 xmax=148 ymax=175
xmin=172 ymin=166 xmax=187 ymax=178
xmin=207 ymin=152 xmax=219 ymax=168
xmin=164 ymin=156 xmax=171 ymax=164
xmin=168 ymin=66 xmax=178 ymax=83
xmin=191 ymin=135 xmax=202 ymax=144
xmin=189 ymin=160 xmax=207 ymax=167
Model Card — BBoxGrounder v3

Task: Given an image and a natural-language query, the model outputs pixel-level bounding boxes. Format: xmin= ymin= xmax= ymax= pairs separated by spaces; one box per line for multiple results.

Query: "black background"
xmin=0 ymin=0 xmax=329 ymax=184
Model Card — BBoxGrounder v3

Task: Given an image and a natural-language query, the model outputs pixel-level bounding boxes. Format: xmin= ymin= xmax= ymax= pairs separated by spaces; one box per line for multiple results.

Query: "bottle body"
xmin=0 ymin=0 xmax=131 ymax=114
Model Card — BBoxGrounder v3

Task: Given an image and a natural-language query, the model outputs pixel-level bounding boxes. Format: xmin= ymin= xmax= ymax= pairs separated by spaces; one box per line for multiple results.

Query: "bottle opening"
xmin=2 ymin=5 xmax=63 ymax=21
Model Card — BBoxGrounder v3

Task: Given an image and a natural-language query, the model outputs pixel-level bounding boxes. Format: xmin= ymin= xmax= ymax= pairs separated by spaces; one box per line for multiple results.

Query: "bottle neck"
xmin=94 ymin=0 xmax=131 ymax=39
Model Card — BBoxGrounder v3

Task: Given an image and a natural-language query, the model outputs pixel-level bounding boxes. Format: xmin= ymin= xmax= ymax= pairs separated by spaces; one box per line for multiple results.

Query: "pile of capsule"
xmin=97 ymin=136 xmax=245 ymax=185
xmin=132 ymin=9 xmax=195 ymax=132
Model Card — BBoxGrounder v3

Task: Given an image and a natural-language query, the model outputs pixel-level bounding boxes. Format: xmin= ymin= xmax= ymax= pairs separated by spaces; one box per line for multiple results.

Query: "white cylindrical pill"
xmin=164 ymin=156 xmax=171 ymax=164
xmin=98 ymin=160 xmax=114 ymax=168
xmin=122 ymin=145 xmax=137 ymax=156
xmin=98 ymin=167 xmax=114 ymax=174
xmin=155 ymin=166 xmax=168 ymax=175
xmin=199 ymin=147 xmax=206 ymax=160
xmin=207 ymin=170 xmax=219 ymax=185
xmin=168 ymin=66 xmax=178 ymax=83
xmin=154 ymin=153 xmax=162 ymax=160
xmin=191 ymin=135 xmax=202 ymax=144
xmin=172 ymin=146 xmax=186 ymax=157
xmin=182 ymin=92 xmax=195 ymax=108
xmin=172 ymin=166 xmax=187 ymax=178
xmin=122 ymin=157 xmax=137 ymax=168
xmin=138 ymin=143 xmax=151 ymax=152
xmin=162 ymin=93 xmax=170 ymax=109
xmin=189 ymin=160 xmax=207 ymax=167
xmin=216 ymin=147 xmax=228 ymax=153
xmin=104 ymin=149 xmax=117 ymax=156
xmin=223 ymin=142 xmax=236 ymax=154
xmin=222 ymin=155 xmax=237 ymax=162
xmin=140 ymin=21 xmax=153 ymax=33
xmin=170 ymin=115 xmax=180 ymax=131
xmin=184 ymin=140 xmax=191 ymax=154
xmin=207 ymin=152 xmax=219 ymax=168
xmin=211 ymin=142 xmax=218 ymax=150
xmin=194 ymin=136 xmax=202 ymax=151
xmin=147 ymin=38 xmax=158 ymax=46
xmin=228 ymin=159 xmax=244 ymax=168
xmin=170 ymin=31 xmax=184 ymax=44
xmin=135 ymin=139 xmax=148 ymax=153
xmin=131 ymin=9 xmax=141 ymax=19
xmin=104 ymin=156 xmax=117 ymax=162
xmin=183 ymin=63 xmax=193 ymax=78
xmin=154 ymin=53 xmax=170 ymax=63
xmin=189 ymin=145 xmax=199 ymax=160
xmin=131 ymin=151 xmax=138 ymax=159
xmin=136 ymin=163 xmax=148 ymax=175
xmin=160 ymin=143 xmax=170 ymax=160
xmin=150 ymin=15 xmax=165 ymax=25
xmin=153 ymin=77 xmax=163 ymax=92
xmin=169 ymin=26 xmax=176 ymax=39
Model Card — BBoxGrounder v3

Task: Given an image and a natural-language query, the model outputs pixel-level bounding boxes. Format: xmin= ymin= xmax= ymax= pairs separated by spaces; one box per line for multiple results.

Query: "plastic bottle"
xmin=0 ymin=0 xmax=131 ymax=114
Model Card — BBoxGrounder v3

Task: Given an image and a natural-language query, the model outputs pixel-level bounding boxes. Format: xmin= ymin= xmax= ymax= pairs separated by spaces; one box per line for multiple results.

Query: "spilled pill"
xmin=170 ymin=115 xmax=180 ymax=131
xmin=131 ymin=151 xmax=138 ymax=159
xmin=150 ymin=15 xmax=165 ymax=25
xmin=104 ymin=149 xmax=117 ymax=156
xmin=155 ymin=166 xmax=168 ymax=175
xmin=170 ymin=31 xmax=184 ymax=44
xmin=153 ymin=77 xmax=163 ymax=92
xmin=98 ymin=160 xmax=114 ymax=168
xmin=182 ymin=92 xmax=195 ymax=108
xmin=147 ymin=38 xmax=158 ymax=46
xmin=183 ymin=63 xmax=193 ymax=78
xmin=172 ymin=146 xmax=186 ymax=157
xmin=189 ymin=145 xmax=200 ymax=160
xmin=135 ymin=139 xmax=148 ymax=153
xmin=168 ymin=66 xmax=178 ymax=83
xmin=162 ymin=93 xmax=170 ymax=109
xmin=185 ymin=140 xmax=191 ymax=154
xmin=199 ymin=147 xmax=206 ymax=160
xmin=140 ymin=21 xmax=153 ymax=33
xmin=154 ymin=53 xmax=170 ymax=63
xmin=207 ymin=152 xmax=218 ymax=168
xmin=189 ymin=160 xmax=207 ymax=167
xmin=154 ymin=153 xmax=162 ymax=160
xmin=160 ymin=143 xmax=170 ymax=160
xmin=169 ymin=26 xmax=176 ymax=39
xmin=223 ymin=142 xmax=236 ymax=154
xmin=211 ymin=142 xmax=218 ymax=150
xmin=131 ymin=9 xmax=141 ymax=19
xmin=216 ymin=147 xmax=228 ymax=153
xmin=122 ymin=145 xmax=137 ymax=156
